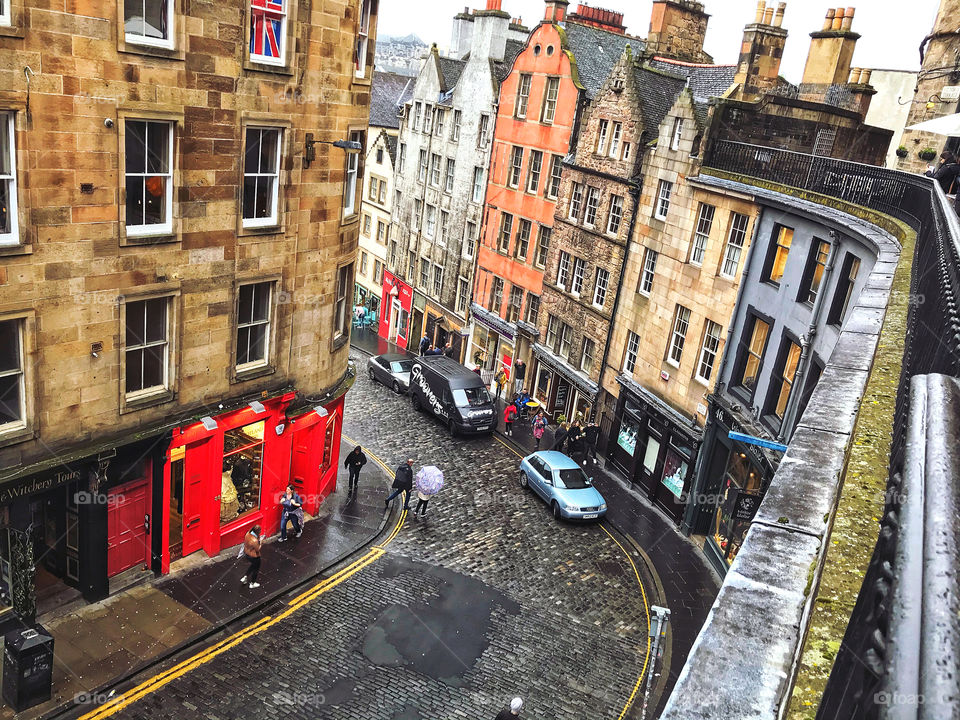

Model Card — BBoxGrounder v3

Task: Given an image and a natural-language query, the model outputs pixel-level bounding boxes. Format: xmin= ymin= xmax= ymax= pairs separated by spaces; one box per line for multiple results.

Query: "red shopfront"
xmin=379 ymin=271 xmax=413 ymax=350
xmin=160 ymin=392 xmax=344 ymax=573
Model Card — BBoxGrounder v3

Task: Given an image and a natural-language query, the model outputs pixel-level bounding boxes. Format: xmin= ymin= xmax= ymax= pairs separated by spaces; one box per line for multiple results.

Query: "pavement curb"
xmin=40 ymin=480 xmax=400 ymax=720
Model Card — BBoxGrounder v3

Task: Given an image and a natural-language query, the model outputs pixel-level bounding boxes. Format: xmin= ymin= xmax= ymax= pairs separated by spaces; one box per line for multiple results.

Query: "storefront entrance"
xmin=106 ymin=479 xmax=149 ymax=577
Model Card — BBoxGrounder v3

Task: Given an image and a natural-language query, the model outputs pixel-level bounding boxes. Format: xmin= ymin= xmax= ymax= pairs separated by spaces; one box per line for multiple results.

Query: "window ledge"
xmin=352 ymin=75 xmax=372 ymax=87
xmin=119 ymin=42 xmax=185 ymax=62
xmin=0 ymin=243 xmax=32 ymax=258
xmin=121 ymin=232 xmax=179 ymax=247
xmin=332 ymin=333 xmax=349 ymax=352
xmin=121 ymin=388 xmax=175 ymax=414
xmin=665 ymin=359 xmax=681 ymax=370
xmin=239 ymin=223 xmax=284 ymax=239
xmin=693 ymin=375 xmax=711 ymax=388
xmin=0 ymin=24 xmax=25 ymax=39
xmin=0 ymin=424 xmax=34 ymax=450
xmin=233 ymin=364 xmax=276 ymax=384
xmin=243 ymin=58 xmax=295 ymax=77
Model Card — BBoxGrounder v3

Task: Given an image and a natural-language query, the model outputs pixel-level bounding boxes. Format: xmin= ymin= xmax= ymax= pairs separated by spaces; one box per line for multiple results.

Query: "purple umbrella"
xmin=415 ymin=466 xmax=445 ymax=496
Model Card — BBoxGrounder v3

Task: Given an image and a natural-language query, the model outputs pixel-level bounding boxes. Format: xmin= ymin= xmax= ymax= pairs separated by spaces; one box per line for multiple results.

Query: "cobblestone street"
xmin=105 ymin=350 xmax=657 ymax=719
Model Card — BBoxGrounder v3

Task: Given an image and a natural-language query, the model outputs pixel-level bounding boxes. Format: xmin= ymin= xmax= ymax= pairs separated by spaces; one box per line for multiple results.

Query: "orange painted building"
xmin=469 ymin=0 xmax=634 ymax=387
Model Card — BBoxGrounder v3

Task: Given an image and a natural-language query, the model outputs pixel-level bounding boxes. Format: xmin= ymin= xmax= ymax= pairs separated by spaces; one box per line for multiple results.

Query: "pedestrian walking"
xmin=413 ymin=490 xmax=431 ymax=517
xmin=385 ymin=458 xmax=414 ymax=510
xmin=413 ymin=465 xmax=444 ymax=519
xmin=503 ymin=402 xmax=517 ymax=436
xmin=494 ymin=366 xmax=507 ymax=400
xmin=495 ymin=697 xmax=524 ymax=719
xmin=443 ymin=341 xmax=455 ymax=358
xmin=552 ymin=422 xmax=570 ymax=452
xmin=568 ymin=421 xmax=585 ymax=462
xmin=343 ymin=445 xmax=367 ymax=494
xmin=514 ymin=359 xmax=526 ymax=395
xmin=584 ymin=419 xmax=600 ymax=465
xmin=418 ymin=333 xmax=430 ymax=356
xmin=278 ymin=485 xmax=304 ymax=541
xmin=532 ymin=410 xmax=548 ymax=450
xmin=240 ymin=524 xmax=262 ymax=589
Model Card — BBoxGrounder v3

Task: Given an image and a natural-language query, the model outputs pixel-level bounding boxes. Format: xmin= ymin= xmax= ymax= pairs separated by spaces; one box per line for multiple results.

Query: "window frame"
xmin=584 ymin=186 xmax=600 ymax=228
xmin=235 ymin=280 xmax=275 ymax=373
xmin=593 ymin=267 xmax=609 ymax=309
xmin=580 ymin=337 xmax=596 ymax=374
xmin=444 ymin=157 xmax=455 ymax=193
xmin=570 ymin=257 xmax=586 ymax=297
xmin=430 ymin=153 xmax=442 ymax=187
xmin=534 ymin=225 xmax=551 ymax=269
xmin=354 ymin=0 xmax=374 ymax=79
xmin=720 ymin=212 xmax=750 ymax=279
xmin=690 ymin=202 xmax=715 ymax=266
xmin=122 ymin=0 xmax=176 ymax=50
xmin=524 ymin=293 xmax=540 ymax=325
xmin=527 ymin=149 xmax=543 ymax=194
xmin=247 ymin=0 xmax=290 ymax=69
xmin=557 ymin=251 xmax=571 ymax=290
xmin=670 ymin=117 xmax=683 ymax=151
xmin=456 ymin=276 xmax=469 ymax=315
xmin=546 ymin=154 xmax=563 ymax=199
xmin=828 ymin=252 xmax=862 ymax=326
xmin=763 ymin=224 xmax=794 ymax=286
xmin=667 ymin=305 xmax=691 ymax=367
xmin=609 ymin=122 xmax=622 ymax=158
xmin=541 ymin=77 xmax=560 ymax=124
xmin=333 ymin=263 xmax=354 ymax=344
xmin=489 ymin=277 xmax=504 ymax=314
xmin=798 ymin=237 xmax=831 ymax=305
xmin=0 ymin=111 xmax=20 ymax=247
xmin=639 ymin=248 xmax=658 ymax=296
xmin=569 ymin=182 xmax=584 ymax=221
xmin=508 ymin=146 xmax=524 ymax=188
xmin=515 ymin=73 xmax=532 ymax=118
xmin=695 ymin=319 xmax=723 ymax=385
xmin=506 ymin=285 xmax=524 ymax=323
xmin=472 ymin=166 xmax=485 ymax=203
xmin=654 ymin=179 xmax=672 ymax=221
xmin=0 ymin=314 xmax=32 ymax=440
xmin=623 ymin=330 xmax=640 ymax=375
xmin=120 ymin=291 xmax=178 ymax=408
xmin=477 ymin=114 xmax=490 ymax=148
xmin=497 ymin=212 xmax=513 ymax=254
xmin=432 ymin=264 xmax=443 ymax=298
xmin=607 ymin=194 xmax=624 ymax=236
xmin=241 ymin=124 xmax=284 ymax=229
xmin=452 ymin=109 xmax=462 ymax=142
xmin=515 ymin=218 xmax=531 ymax=261
xmin=733 ymin=310 xmax=773 ymax=401
xmin=764 ymin=333 xmax=803 ymax=426
xmin=596 ymin=119 xmax=609 ymax=155
xmin=341 ymin=128 xmax=364 ymax=220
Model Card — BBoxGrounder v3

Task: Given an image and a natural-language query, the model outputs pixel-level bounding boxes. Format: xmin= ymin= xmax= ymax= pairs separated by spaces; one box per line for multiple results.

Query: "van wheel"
xmin=412 ymin=394 xmax=422 ymax=412
xmin=448 ymin=419 xmax=458 ymax=437
xmin=519 ymin=471 xmax=528 ymax=489
xmin=393 ymin=381 xmax=401 ymax=394
xmin=368 ymin=368 xmax=376 ymax=383
xmin=552 ymin=501 xmax=562 ymax=521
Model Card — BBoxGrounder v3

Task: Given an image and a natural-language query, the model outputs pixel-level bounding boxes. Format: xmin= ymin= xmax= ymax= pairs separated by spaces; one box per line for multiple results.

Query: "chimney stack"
xmin=472 ymin=0 xmax=511 ymax=62
xmin=645 ymin=0 xmax=712 ymax=64
xmin=733 ymin=1 xmax=789 ymax=102
xmin=544 ymin=0 xmax=569 ymax=23
xmin=801 ymin=6 xmax=861 ymax=87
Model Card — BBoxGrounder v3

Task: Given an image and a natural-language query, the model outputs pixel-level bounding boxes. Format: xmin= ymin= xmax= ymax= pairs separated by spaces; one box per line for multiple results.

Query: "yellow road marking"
xmin=78 ymin=443 xmax=405 ymax=720
xmin=496 ymin=432 xmax=654 ymax=718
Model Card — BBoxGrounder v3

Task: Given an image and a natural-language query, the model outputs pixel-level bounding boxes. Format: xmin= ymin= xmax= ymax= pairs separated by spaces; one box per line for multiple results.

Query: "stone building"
xmin=0 ymin=0 xmax=375 ymax=618
xmin=863 ymin=69 xmax=919 ymax=169
xmin=469 ymin=0 xmax=633 ymax=388
xmin=897 ymin=0 xmax=960 ymax=172
xmin=384 ymin=0 xmax=525 ymax=357
xmin=355 ymin=71 xmax=413 ymax=317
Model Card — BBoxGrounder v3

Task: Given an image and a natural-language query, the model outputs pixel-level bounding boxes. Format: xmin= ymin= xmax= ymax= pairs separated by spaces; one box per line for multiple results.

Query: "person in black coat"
xmin=567 ymin=422 xmax=585 ymax=462
xmin=385 ymin=458 xmax=414 ymax=510
xmin=343 ymin=445 xmax=368 ymax=494
xmin=583 ymin=421 xmax=600 ymax=466
xmin=925 ymin=151 xmax=960 ymax=194
xmin=552 ymin=422 xmax=570 ymax=452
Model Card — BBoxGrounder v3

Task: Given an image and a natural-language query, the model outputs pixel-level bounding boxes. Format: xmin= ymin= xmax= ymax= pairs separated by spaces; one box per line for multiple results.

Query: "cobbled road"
xmin=115 ymin=350 xmax=654 ymax=720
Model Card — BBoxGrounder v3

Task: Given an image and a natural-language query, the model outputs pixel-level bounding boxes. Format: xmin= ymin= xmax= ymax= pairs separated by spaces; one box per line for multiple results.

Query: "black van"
xmin=409 ymin=356 xmax=496 ymax=435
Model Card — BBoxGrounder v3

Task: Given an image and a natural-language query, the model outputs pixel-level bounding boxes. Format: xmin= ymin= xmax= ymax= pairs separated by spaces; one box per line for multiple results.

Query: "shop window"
xmin=0 ymin=112 xmax=18 ymax=246
xmin=124 ymin=0 xmax=174 ymax=49
xmin=661 ymin=448 xmax=688 ymax=499
xmin=221 ymin=420 xmax=264 ymax=526
xmin=641 ymin=433 xmax=661 ymax=475
xmin=243 ymin=126 xmax=282 ymax=228
xmin=713 ymin=450 xmax=763 ymax=565
xmin=616 ymin=415 xmax=638 ymax=456
xmin=735 ymin=314 xmax=770 ymax=396
xmin=249 ymin=0 xmax=287 ymax=66
xmin=124 ymin=297 xmax=169 ymax=398
xmin=236 ymin=282 xmax=272 ymax=369
xmin=125 ymin=119 xmax=173 ymax=237
xmin=0 ymin=318 xmax=24 ymax=429
xmin=763 ymin=225 xmax=794 ymax=285
xmin=828 ymin=252 xmax=861 ymax=326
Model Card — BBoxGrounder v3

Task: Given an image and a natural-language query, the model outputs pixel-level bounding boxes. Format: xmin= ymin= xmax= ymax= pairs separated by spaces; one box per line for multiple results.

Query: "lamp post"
xmin=303 ymin=135 xmax=362 ymax=169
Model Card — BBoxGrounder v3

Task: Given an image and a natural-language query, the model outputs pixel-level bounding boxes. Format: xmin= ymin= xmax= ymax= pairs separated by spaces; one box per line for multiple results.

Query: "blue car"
xmin=518 ymin=451 xmax=607 ymax=521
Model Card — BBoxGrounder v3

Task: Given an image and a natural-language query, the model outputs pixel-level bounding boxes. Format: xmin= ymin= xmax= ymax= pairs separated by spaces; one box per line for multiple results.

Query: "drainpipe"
xmin=778 ymin=230 xmax=839 ymax=442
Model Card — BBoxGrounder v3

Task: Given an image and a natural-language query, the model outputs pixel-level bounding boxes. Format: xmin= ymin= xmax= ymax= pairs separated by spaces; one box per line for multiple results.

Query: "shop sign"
xmin=0 ymin=468 xmax=83 ymax=505
xmin=713 ymin=405 xmax=768 ymax=469
xmin=733 ymin=491 xmax=761 ymax=523
xmin=554 ymin=381 xmax=569 ymax=412
xmin=728 ymin=431 xmax=788 ymax=453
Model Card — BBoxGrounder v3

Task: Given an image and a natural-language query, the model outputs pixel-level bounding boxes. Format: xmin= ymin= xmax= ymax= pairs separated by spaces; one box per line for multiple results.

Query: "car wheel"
xmin=393 ymin=381 xmax=401 ymax=394
xmin=551 ymin=501 xmax=562 ymax=521
xmin=448 ymin=419 xmax=458 ymax=437
xmin=368 ymin=368 xmax=376 ymax=383
xmin=519 ymin=471 xmax=528 ymax=489
xmin=412 ymin=394 xmax=422 ymax=412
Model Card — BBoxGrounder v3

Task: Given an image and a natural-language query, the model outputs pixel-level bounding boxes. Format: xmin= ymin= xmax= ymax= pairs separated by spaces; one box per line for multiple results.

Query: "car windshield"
xmin=452 ymin=386 xmax=492 ymax=408
xmin=555 ymin=468 xmax=591 ymax=489
xmin=390 ymin=361 xmax=413 ymax=373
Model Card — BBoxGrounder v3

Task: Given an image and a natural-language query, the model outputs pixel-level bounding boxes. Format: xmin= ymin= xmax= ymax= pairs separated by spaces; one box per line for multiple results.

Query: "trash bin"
xmin=2 ymin=625 xmax=54 ymax=712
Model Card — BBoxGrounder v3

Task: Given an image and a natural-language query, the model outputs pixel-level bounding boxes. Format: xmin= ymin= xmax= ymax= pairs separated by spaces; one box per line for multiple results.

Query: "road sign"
xmin=728 ymin=431 xmax=788 ymax=453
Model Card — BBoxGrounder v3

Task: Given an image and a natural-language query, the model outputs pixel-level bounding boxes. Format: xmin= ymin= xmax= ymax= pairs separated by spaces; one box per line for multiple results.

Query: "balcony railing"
xmin=658 ymin=141 xmax=960 ymax=718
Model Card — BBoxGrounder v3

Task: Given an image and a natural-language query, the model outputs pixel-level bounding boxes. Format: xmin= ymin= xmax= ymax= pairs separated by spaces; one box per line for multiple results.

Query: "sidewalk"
xmin=2 ymin=460 xmax=394 ymax=720
xmin=492 ymin=396 xmax=721 ymax=709
xmin=350 ymin=326 xmax=413 ymax=358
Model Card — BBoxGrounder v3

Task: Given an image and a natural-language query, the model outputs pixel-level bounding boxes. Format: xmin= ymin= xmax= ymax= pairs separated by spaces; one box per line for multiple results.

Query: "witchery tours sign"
xmin=0 ymin=467 xmax=84 ymax=505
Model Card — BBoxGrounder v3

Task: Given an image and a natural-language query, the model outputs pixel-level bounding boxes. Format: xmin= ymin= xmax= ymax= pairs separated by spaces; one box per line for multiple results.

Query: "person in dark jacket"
xmin=385 ymin=458 xmax=414 ymax=510
xmin=240 ymin=524 xmax=262 ymax=589
xmin=343 ymin=445 xmax=368 ymax=494
xmin=567 ymin=422 xmax=585 ymax=462
xmin=495 ymin=697 xmax=523 ymax=719
xmin=583 ymin=420 xmax=600 ymax=466
xmin=418 ymin=334 xmax=430 ymax=356
xmin=552 ymin=422 xmax=570 ymax=452
xmin=278 ymin=485 xmax=304 ymax=541
xmin=925 ymin=151 xmax=960 ymax=194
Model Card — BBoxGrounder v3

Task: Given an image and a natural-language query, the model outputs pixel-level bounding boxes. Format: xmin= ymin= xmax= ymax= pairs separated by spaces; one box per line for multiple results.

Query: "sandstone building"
xmin=0 ymin=0 xmax=376 ymax=619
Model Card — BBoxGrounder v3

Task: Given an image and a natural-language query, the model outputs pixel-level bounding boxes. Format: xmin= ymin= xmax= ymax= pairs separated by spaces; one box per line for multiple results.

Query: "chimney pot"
xmin=831 ymin=8 xmax=844 ymax=30
xmin=841 ymin=7 xmax=855 ymax=30
xmin=773 ymin=1 xmax=786 ymax=27
xmin=822 ymin=8 xmax=835 ymax=31
xmin=763 ymin=6 xmax=774 ymax=24
xmin=755 ymin=0 xmax=766 ymax=24
xmin=860 ymin=68 xmax=871 ymax=84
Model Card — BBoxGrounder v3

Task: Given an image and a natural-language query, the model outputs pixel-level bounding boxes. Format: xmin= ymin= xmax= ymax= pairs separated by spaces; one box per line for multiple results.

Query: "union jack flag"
xmin=250 ymin=0 xmax=284 ymax=59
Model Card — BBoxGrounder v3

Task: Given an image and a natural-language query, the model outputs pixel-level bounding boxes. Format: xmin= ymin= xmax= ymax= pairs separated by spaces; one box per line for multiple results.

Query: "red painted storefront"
xmin=159 ymin=391 xmax=344 ymax=573
xmin=379 ymin=270 xmax=414 ymax=350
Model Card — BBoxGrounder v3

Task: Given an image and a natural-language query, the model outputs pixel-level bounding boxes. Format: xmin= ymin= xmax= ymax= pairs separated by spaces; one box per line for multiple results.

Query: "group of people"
xmin=419 ymin=333 xmax=455 ymax=358
xmin=551 ymin=417 xmax=601 ymax=466
xmin=384 ymin=457 xmax=433 ymax=517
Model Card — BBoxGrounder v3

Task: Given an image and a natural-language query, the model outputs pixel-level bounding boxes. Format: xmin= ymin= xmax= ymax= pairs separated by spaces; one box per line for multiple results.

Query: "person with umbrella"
xmin=413 ymin=465 xmax=444 ymax=518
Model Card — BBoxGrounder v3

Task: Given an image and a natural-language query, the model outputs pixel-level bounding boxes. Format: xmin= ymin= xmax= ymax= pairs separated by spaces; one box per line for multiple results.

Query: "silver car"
xmin=367 ymin=353 xmax=413 ymax=394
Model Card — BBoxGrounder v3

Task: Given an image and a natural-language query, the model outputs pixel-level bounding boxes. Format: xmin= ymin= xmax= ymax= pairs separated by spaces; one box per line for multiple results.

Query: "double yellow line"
xmin=78 ymin=438 xmax=405 ymax=719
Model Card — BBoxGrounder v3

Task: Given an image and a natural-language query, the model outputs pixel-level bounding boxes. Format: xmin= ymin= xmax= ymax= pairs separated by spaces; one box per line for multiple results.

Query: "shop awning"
xmin=616 ymin=374 xmax=703 ymax=441
xmin=516 ymin=320 xmax=540 ymax=339
xmin=532 ymin=343 xmax=600 ymax=399
xmin=470 ymin=303 xmax=517 ymax=341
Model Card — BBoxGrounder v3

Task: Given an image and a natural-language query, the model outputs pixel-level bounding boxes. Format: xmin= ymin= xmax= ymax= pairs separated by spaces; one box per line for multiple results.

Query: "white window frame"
xmin=434 ymin=108 xmax=445 ymax=137
xmin=527 ymin=150 xmax=542 ymax=194
xmin=667 ymin=305 xmax=691 ymax=367
xmin=515 ymin=218 xmax=531 ymax=261
xmin=412 ymin=102 xmax=423 ymax=132
xmin=418 ymin=149 xmax=428 ymax=182
xmin=456 ymin=276 xmax=469 ymax=315
xmin=464 ymin=221 xmax=476 ymax=258
xmin=515 ymin=73 xmax=532 ymax=118
xmin=398 ymin=142 xmax=406 ymax=172
xmin=571 ymin=257 xmax=585 ymax=296
xmin=534 ymin=225 xmax=551 ymax=269
xmin=444 ymin=158 xmax=455 ymax=193
xmin=508 ymin=146 xmax=523 ymax=188
xmin=439 ymin=210 xmax=449 ymax=247
xmin=498 ymin=212 xmax=513 ymax=253
xmin=569 ymin=182 xmax=584 ymax=221
xmin=430 ymin=153 xmax=441 ymax=187
xmin=472 ymin=166 xmax=485 ymax=203
xmin=452 ymin=110 xmax=462 ymax=141
xmin=593 ymin=268 xmax=609 ymax=308
xmin=691 ymin=203 xmax=715 ymax=266
xmin=623 ymin=330 xmax=640 ymax=374
xmin=622 ymin=141 xmax=632 ymax=162
xmin=242 ymin=126 xmax=283 ymax=228
xmin=524 ymin=294 xmax=540 ymax=325
xmin=432 ymin=264 xmax=443 ymax=298
xmin=124 ymin=0 xmax=175 ymax=49
xmin=341 ymin=130 xmax=361 ymax=218
xmin=0 ymin=0 xmax=11 ymax=27
xmin=670 ymin=118 xmax=683 ymax=151
xmin=419 ymin=258 xmax=429 ymax=289
xmin=423 ymin=104 xmax=433 ymax=134
xmin=596 ymin=119 xmax=609 ymax=155
xmin=124 ymin=119 xmax=174 ymax=237
xmin=236 ymin=282 xmax=273 ymax=371
xmin=413 ymin=199 xmax=422 ymax=230
xmin=425 ymin=204 xmax=436 ymax=238
xmin=0 ymin=112 xmax=21 ymax=247
xmin=478 ymin=114 xmax=490 ymax=148
xmin=721 ymin=212 xmax=750 ymax=278
xmin=542 ymin=77 xmax=559 ymax=124
xmin=0 ymin=319 xmax=26 ymax=432
xmin=359 ymin=251 xmax=368 ymax=276
xmin=639 ymin=248 xmax=658 ymax=296
xmin=609 ymin=122 xmax=622 ymax=158
xmin=557 ymin=251 xmax=571 ymax=289
xmin=584 ymin=187 xmax=600 ymax=228
xmin=354 ymin=0 xmax=372 ymax=77
xmin=607 ymin=194 xmax=624 ymax=235
xmin=334 ymin=264 xmax=352 ymax=338
xmin=249 ymin=0 xmax=288 ymax=66
xmin=547 ymin=154 xmax=563 ymax=199
xmin=696 ymin=319 xmax=722 ymax=384
xmin=124 ymin=297 xmax=170 ymax=399
xmin=654 ymin=179 xmax=672 ymax=220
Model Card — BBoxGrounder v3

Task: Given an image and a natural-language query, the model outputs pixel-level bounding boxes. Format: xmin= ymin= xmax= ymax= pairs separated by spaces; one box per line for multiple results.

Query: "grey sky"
xmin=380 ymin=0 xmax=937 ymax=83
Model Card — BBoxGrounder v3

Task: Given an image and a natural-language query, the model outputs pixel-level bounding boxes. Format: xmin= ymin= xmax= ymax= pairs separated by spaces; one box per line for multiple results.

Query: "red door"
xmin=290 ymin=419 xmax=323 ymax=515
xmin=107 ymin=480 xmax=149 ymax=577
xmin=181 ymin=438 xmax=210 ymax=557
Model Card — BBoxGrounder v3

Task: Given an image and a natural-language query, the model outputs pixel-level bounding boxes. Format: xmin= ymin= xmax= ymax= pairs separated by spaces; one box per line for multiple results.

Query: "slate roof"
xmin=369 ymin=71 xmax=414 ymax=129
xmin=633 ymin=67 xmax=687 ymax=142
xmin=384 ymin=134 xmax=398 ymax=165
xmin=564 ymin=22 xmax=642 ymax=99
xmin=647 ymin=58 xmax=737 ymax=103
xmin=437 ymin=56 xmax=466 ymax=92
xmin=493 ymin=39 xmax=526 ymax=82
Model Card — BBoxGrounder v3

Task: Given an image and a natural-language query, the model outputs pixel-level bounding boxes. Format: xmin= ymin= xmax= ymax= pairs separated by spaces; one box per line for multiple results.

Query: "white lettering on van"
xmin=412 ymin=364 xmax=447 ymax=419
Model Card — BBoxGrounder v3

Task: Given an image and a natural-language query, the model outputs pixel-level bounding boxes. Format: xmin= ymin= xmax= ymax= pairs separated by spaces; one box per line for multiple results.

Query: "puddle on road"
xmin=363 ymin=557 xmax=520 ymax=687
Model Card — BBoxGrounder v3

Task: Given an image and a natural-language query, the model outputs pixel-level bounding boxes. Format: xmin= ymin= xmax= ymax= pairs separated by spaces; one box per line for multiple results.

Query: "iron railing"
xmin=703 ymin=140 xmax=960 ymax=718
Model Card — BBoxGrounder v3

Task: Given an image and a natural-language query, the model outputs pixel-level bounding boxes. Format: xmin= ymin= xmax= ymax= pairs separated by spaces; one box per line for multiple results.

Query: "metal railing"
xmin=701 ymin=140 xmax=960 ymax=718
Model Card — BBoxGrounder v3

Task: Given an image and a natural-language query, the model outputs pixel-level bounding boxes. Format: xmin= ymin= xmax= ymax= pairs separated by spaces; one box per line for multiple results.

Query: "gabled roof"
xmin=437 ymin=56 xmax=467 ymax=92
xmin=633 ymin=67 xmax=687 ymax=141
xmin=647 ymin=57 xmax=737 ymax=104
xmin=564 ymin=22 xmax=642 ymax=99
xmin=370 ymin=71 xmax=414 ymax=129
xmin=384 ymin=134 xmax=398 ymax=166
